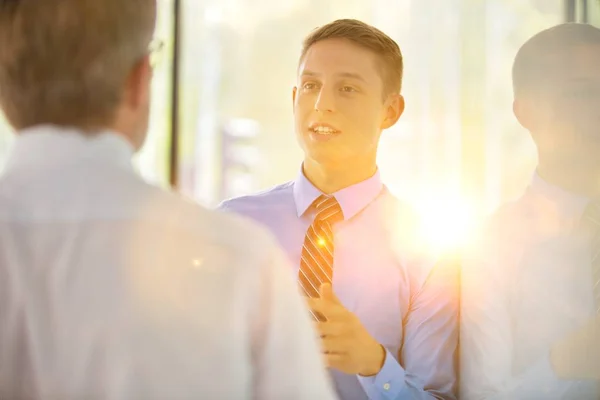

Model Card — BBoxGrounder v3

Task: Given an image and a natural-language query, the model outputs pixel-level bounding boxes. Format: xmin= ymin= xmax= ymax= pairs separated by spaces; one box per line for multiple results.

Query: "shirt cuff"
xmin=357 ymin=347 xmax=406 ymax=400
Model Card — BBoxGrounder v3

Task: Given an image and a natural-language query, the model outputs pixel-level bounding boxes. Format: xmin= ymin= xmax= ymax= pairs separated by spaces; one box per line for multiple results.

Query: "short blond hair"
xmin=300 ymin=19 xmax=403 ymax=96
xmin=513 ymin=23 xmax=600 ymax=97
xmin=0 ymin=0 xmax=156 ymax=130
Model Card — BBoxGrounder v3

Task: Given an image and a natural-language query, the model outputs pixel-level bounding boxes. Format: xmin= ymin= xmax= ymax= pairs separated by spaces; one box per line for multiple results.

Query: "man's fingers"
xmin=315 ymin=321 xmax=346 ymax=337
xmin=319 ymin=283 xmax=342 ymax=304
xmin=320 ymin=336 xmax=348 ymax=354
xmin=307 ymin=298 xmax=346 ymax=320
xmin=324 ymin=352 xmax=346 ymax=369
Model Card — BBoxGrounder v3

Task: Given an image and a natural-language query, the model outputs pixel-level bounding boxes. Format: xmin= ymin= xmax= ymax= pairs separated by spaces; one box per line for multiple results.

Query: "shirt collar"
xmin=3 ymin=124 xmax=134 ymax=173
xmin=293 ymin=166 xmax=383 ymax=220
xmin=528 ymin=171 xmax=590 ymax=220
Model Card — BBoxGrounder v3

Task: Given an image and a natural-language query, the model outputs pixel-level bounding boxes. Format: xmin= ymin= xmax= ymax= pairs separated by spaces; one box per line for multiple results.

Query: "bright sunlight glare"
xmin=413 ymin=190 xmax=479 ymax=255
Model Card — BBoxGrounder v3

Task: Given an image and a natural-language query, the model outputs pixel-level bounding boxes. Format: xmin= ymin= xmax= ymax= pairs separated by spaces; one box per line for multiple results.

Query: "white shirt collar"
xmin=3 ymin=124 xmax=134 ymax=173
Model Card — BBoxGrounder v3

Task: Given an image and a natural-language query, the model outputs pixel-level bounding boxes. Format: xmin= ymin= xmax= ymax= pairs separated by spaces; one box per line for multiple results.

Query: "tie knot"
xmin=313 ymin=195 xmax=344 ymax=224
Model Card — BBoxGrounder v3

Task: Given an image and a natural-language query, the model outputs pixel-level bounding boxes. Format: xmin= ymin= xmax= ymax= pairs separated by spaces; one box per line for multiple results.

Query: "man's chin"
xmin=308 ymin=147 xmax=346 ymax=159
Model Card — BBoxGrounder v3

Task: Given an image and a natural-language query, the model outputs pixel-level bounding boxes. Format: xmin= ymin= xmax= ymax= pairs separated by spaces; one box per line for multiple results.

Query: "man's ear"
xmin=292 ymin=86 xmax=298 ymax=113
xmin=124 ymin=55 xmax=152 ymax=109
xmin=381 ymin=93 xmax=404 ymax=129
xmin=513 ymin=98 xmax=535 ymax=131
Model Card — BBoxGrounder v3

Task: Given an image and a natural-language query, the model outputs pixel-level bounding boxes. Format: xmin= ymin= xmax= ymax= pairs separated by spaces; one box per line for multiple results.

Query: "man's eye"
xmin=341 ymin=86 xmax=356 ymax=92
xmin=303 ymin=82 xmax=317 ymax=90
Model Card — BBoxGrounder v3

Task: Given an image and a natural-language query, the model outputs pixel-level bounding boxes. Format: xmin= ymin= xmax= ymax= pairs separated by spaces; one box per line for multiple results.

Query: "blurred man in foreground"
xmin=0 ymin=1 xmax=336 ymax=399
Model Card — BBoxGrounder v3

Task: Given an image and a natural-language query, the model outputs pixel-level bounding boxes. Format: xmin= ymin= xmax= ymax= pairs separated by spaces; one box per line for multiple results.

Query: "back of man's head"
xmin=512 ymin=22 xmax=600 ymax=97
xmin=0 ymin=0 xmax=156 ymax=131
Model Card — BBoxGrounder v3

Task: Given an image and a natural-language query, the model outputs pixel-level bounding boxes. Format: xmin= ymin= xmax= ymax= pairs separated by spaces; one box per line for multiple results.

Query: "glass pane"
xmin=0 ymin=111 xmax=14 ymax=174
xmin=178 ymin=0 xmax=564 ymax=216
xmin=589 ymin=0 xmax=600 ymax=26
xmin=132 ymin=0 xmax=174 ymax=188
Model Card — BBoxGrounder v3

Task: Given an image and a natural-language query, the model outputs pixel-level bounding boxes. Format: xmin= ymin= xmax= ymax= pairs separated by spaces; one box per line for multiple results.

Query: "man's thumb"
xmin=319 ymin=283 xmax=339 ymax=303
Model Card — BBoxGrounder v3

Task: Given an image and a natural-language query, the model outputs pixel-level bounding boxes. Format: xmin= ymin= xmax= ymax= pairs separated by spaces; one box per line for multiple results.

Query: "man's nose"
xmin=314 ymin=87 xmax=336 ymax=113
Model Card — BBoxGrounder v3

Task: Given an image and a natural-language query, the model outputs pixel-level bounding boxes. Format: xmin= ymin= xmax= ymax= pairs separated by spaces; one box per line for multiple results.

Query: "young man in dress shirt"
xmin=219 ymin=19 xmax=459 ymax=400
xmin=0 ymin=1 xmax=337 ymax=399
xmin=460 ymin=23 xmax=600 ymax=399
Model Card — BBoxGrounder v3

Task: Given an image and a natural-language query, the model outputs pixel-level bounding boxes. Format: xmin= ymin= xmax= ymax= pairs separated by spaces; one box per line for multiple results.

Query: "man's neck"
xmin=302 ymin=159 xmax=377 ymax=194
xmin=537 ymin=161 xmax=600 ymax=199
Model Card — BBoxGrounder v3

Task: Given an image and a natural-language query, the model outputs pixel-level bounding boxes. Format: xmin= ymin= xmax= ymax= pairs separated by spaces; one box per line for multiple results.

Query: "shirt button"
xmin=383 ymin=383 xmax=391 ymax=391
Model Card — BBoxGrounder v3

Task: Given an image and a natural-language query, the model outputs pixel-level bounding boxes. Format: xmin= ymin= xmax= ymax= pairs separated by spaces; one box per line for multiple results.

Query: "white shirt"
xmin=460 ymin=173 xmax=598 ymax=399
xmin=0 ymin=126 xmax=337 ymax=400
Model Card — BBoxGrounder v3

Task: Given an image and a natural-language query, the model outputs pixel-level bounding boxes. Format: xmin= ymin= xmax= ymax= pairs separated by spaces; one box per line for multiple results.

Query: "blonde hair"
xmin=0 ymin=0 xmax=156 ymax=130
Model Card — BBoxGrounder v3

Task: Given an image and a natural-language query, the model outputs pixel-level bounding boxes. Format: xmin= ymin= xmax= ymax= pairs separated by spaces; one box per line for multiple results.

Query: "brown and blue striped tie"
xmin=298 ymin=195 xmax=344 ymax=303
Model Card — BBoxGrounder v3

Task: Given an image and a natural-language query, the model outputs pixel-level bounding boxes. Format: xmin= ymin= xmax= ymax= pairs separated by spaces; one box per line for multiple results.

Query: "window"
xmin=0 ymin=113 xmax=12 ymax=175
xmin=588 ymin=0 xmax=600 ymax=25
xmin=132 ymin=0 xmax=174 ymax=188
xmin=175 ymin=0 xmax=563 ymax=217
xmin=0 ymin=0 xmax=568 ymax=225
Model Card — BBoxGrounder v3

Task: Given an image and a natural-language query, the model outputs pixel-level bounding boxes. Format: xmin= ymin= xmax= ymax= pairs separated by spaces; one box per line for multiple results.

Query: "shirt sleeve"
xmin=357 ymin=258 xmax=460 ymax=400
xmin=249 ymin=242 xmax=338 ymax=400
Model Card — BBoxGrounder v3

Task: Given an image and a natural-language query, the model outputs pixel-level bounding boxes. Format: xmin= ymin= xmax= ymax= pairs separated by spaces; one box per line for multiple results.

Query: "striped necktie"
xmin=582 ymin=200 xmax=600 ymax=314
xmin=298 ymin=195 xmax=344 ymax=301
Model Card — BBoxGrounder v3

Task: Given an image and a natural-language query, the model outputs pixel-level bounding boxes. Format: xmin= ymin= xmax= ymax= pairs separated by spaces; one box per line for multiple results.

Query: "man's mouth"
xmin=309 ymin=123 xmax=340 ymax=135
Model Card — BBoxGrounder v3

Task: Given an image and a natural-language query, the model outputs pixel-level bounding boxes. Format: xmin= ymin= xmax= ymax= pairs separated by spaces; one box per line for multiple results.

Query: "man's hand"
xmin=550 ymin=314 xmax=600 ymax=380
xmin=307 ymin=283 xmax=386 ymax=376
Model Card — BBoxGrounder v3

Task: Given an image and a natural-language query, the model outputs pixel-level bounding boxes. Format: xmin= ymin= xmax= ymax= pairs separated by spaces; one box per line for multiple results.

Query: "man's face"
xmin=522 ymin=44 xmax=600 ymax=165
xmin=292 ymin=38 xmax=402 ymax=168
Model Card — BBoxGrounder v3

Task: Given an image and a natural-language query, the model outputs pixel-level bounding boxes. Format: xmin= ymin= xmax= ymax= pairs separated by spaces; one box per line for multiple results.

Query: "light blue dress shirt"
xmin=219 ymin=169 xmax=459 ymax=400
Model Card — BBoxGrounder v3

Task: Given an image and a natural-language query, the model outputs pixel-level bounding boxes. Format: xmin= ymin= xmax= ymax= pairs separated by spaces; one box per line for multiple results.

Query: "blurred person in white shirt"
xmin=460 ymin=23 xmax=600 ymax=399
xmin=0 ymin=1 xmax=337 ymax=399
